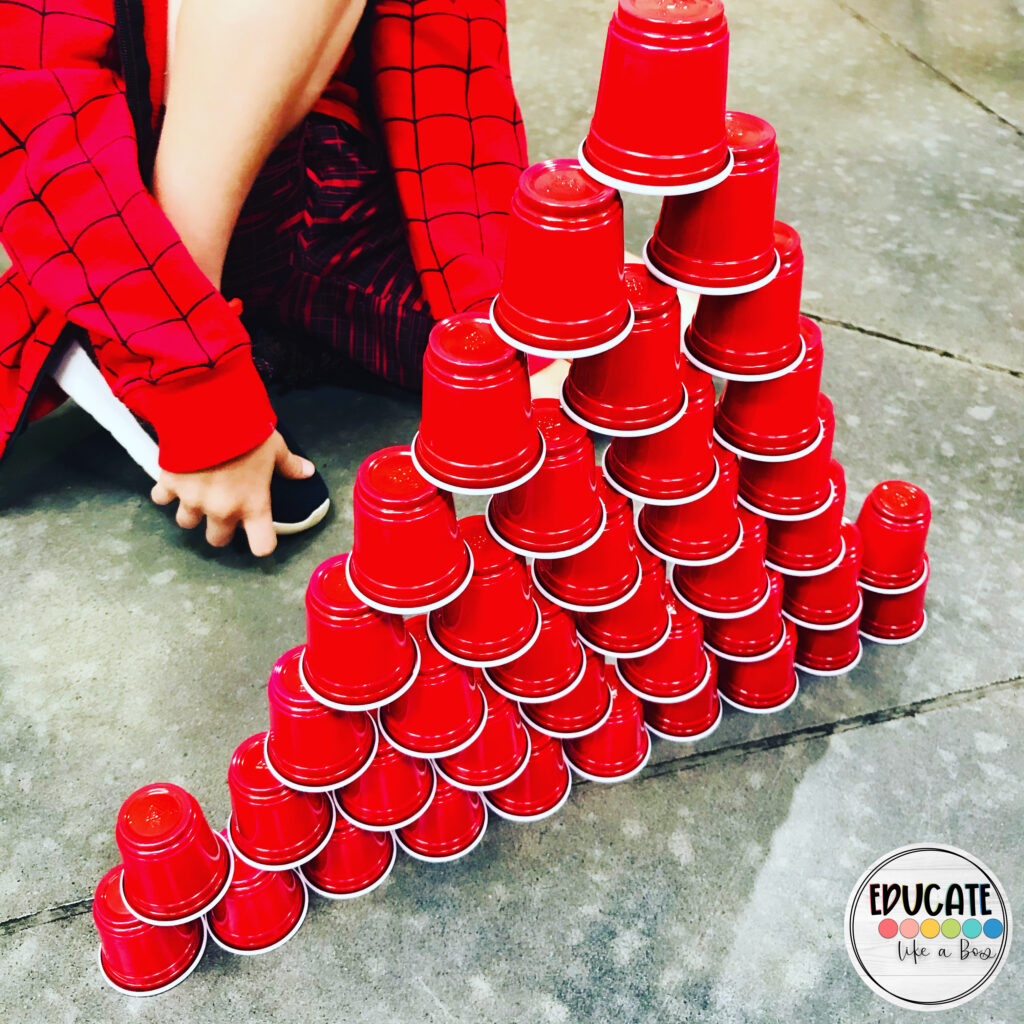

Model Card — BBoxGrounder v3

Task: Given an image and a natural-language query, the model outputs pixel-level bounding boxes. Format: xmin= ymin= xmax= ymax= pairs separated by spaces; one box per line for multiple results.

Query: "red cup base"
xmin=226 ymin=800 xmax=335 ymax=874
xmin=718 ymin=676 xmax=800 ymax=714
xmin=298 ymin=641 xmax=421 ymax=714
xmin=395 ymin=801 xmax=488 ymax=864
xmin=645 ymin=701 xmax=723 ymax=744
xmin=346 ymin=542 xmax=475 ymax=616
xmin=644 ymin=240 xmax=781 ymax=296
xmin=97 ymin=924 xmax=206 ymax=998
xmin=301 ymin=831 xmax=398 ymax=901
xmin=410 ymin=428 xmax=546 ymax=497
xmin=206 ymin=881 xmax=308 ymax=958
xmin=484 ymin=768 xmax=572 ymax=824
xmin=565 ymin=728 xmax=651 ymax=784
xmin=577 ymin=140 xmax=735 ymax=197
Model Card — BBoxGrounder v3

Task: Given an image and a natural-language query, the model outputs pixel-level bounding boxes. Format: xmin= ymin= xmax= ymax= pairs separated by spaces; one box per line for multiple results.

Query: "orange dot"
xmin=920 ymin=918 xmax=940 ymax=939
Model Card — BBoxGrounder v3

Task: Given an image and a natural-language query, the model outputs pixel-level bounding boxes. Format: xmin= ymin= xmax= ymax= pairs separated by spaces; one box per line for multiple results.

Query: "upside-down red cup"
xmin=301 ymin=806 xmax=397 ymax=899
xmin=483 ymin=593 xmax=587 ymax=703
xmin=565 ymin=680 xmax=651 ymax=782
xmin=522 ymin=651 xmax=614 ymax=739
xmin=427 ymin=515 xmax=540 ymax=667
xmin=337 ymin=734 xmax=436 ymax=831
xmin=266 ymin=646 xmax=377 ymax=791
xmin=577 ymin=547 xmax=671 ymax=658
xmin=379 ymin=618 xmax=487 ymax=759
xmin=791 ymin=600 xmax=863 ymax=676
xmin=783 ymin=521 xmax=862 ymax=625
xmin=860 ymin=555 xmax=929 ymax=644
xmin=643 ymin=651 xmax=721 ymax=741
xmin=616 ymin=599 xmax=709 ymax=702
xmin=491 ymin=159 xmax=632 ymax=357
xmin=580 ymin=0 xmax=730 ymax=193
xmin=686 ymin=221 xmax=804 ymax=378
xmin=702 ymin=570 xmax=784 ymax=658
xmin=856 ymin=480 xmax=932 ymax=589
xmin=604 ymin=368 xmax=716 ymax=503
xmin=671 ymin=506 xmax=768 ymax=615
xmin=562 ymin=264 xmax=686 ymax=434
xmin=396 ymin=776 xmax=488 ymax=863
xmin=304 ymin=554 xmax=420 ymax=710
xmin=715 ymin=317 xmax=824 ymax=458
xmin=115 ymin=783 xmax=232 ymax=926
xmin=645 ymin=111 xmax=780 ymax=294
xmin=533 ymin=480 xmax=641 ymax=612
xmin=765 ymin=460 xmax=846 ymax=575
xmin=637 ymin=444 xmax=741 ymax=564
xmin=716 ymin=619 xmax=798 ymax=712
xmin=95 ymin=867 xmax=206 ymax=996
xmin=488 ymin=399 xmax=605 ymax=558
xmin=437 ymin=678 xmax=531 ymax=791
xmin=738 ymin=394 xmax=835 ymax=516
xmin=412 ymin=313 xmax=544 ymax=493
xmin=347 ymin=446 xmax=471 ymax=615
xmin=485 ymin=725 xmax=572 ymax=822
xmin=227 ymin=733 xmax=334 ymax=871
xmin=206 ymin=834 xmax=307 ymax=956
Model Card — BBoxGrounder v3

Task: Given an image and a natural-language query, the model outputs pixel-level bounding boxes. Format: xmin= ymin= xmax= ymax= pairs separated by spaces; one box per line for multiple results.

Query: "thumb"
xmin=275 ymin=441 xmax=315 ymax=480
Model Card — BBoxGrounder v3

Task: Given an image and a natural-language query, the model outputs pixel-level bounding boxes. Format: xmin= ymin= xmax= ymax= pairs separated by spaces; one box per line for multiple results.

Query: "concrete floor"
xmin=1 ymin=0 xmax=1022 ymax=1020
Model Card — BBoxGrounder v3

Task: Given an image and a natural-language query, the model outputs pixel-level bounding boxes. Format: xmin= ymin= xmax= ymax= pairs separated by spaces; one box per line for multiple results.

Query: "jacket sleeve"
xmin=371 ymin=0 xmax=528 ymax=322
xmin=0 ymin=31 xmax=275 ymax=472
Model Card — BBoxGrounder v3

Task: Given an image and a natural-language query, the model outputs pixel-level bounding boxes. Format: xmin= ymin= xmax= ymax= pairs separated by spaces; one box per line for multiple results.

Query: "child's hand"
xmin=150 ymin=431 xmax=314 ymax=556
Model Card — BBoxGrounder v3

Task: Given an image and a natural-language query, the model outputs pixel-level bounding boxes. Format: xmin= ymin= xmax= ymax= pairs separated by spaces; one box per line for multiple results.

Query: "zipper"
xmin=113 ymin=0 xmax=156 ymax=187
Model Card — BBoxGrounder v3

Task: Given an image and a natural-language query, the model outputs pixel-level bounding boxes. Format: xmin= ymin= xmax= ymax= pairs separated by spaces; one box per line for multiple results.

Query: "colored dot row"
xmin=878 ymin=918 xmax=1003 ymax=940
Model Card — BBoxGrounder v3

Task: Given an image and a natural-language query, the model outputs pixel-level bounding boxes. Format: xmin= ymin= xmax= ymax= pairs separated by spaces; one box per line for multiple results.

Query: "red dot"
xmin=900 ymin=919 xmax=919 ymax=938
xmin=878 ymin=919 xmax=898 ymax=939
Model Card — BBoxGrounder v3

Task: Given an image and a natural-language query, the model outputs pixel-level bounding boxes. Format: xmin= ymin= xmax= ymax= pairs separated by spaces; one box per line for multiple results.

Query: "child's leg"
xmin=154 ymin=0 xmax=366 ymax=289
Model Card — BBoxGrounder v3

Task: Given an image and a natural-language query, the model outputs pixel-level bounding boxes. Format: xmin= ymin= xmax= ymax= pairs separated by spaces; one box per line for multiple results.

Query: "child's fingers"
xmin=175 ymin=503 xmax=204 ymax=530
xmin=205 ymin=514 xmax=238 ymax=548
xmin=275 ymin=439 xmax=314 ymax=481
xmin=151 ymin=481 xmax=176 ymax=505
xmin=243 ymin=510 xmax=278 ymax=557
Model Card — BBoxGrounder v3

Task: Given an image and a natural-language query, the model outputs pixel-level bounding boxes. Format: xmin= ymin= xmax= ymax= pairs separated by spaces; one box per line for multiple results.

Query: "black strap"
xmin=113 ymin=0 xmax=156 ymax=186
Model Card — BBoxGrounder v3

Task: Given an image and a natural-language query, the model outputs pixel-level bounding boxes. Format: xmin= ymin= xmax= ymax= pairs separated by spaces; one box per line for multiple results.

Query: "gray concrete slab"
xmin=1 ymin=674 xmax=1020 ymax=1023
xmin=509 ymin=0 xmax=1024 ymax=372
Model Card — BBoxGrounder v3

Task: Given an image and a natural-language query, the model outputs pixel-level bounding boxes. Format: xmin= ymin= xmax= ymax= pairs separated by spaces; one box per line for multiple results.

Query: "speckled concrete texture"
xmin=1 ymin=0 xmax=1022 ymax=1020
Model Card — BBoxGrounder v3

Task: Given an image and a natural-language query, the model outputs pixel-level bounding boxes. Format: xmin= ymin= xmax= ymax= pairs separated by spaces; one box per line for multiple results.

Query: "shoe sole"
xmin=273 ymin=498 xmax=331 ymax=536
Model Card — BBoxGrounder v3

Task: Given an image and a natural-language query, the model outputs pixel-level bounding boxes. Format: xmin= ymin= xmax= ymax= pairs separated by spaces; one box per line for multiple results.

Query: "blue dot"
xmin=962 ymin=919 xmax=982 ymax=938
xmin=983 ymin=919 xmax=1003 ymax=939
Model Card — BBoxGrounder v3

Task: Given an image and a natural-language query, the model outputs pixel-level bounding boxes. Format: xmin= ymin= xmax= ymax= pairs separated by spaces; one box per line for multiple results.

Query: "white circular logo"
xmin=845 ymin=844 xmax=1011 ymax=1011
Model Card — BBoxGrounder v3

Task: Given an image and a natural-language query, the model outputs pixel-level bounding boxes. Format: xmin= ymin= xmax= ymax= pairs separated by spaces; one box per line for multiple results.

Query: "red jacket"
xmin=0 ymin=0 xmax=527 ymax=472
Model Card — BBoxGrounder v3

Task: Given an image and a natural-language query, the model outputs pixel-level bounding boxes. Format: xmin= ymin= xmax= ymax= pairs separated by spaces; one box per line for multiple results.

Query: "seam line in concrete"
xmin=831 ymin=0 xmax=1024 ymax=139
xmin=0 ymin=898 xmax=93 ymax=939
xmin=803 ymin=311 xmax=1024 ymax=382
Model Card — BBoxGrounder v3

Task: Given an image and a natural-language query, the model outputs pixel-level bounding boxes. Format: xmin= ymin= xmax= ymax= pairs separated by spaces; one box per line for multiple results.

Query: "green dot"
xmin=941 ymin=918 xmax=961 ymax=938
xmin=962 ymin=919 xmax=982 ymax=939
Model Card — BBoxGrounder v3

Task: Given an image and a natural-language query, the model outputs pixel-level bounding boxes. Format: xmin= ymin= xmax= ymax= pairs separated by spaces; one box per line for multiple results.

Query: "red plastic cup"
xmin=616 ymin=599 xmax=709 ymax=702
xmin=643 ymin=651 xmax=721 ymax=741
xmin=94 ymin=866 xmax=205 ymax=996
xmin=645 ymin=111 xmax=779 ymax=293
xmin=337 ymin=735 xmax=436 ymax=832
xmin=491 ymin=159 xmax=632 ymax=357
xmin=206 ymin=834 xmax=307 ymax=955
xmin=565 ymin=680 xmax=651 ymax=782
xmin=412 ymin=313 xmax=544 ymax=493
xmin=702 ymin=570 xmax=784 ymax=658
xmin=783 ymin=521 xmax=862 ymax=625
xmin=716 ymin=619 xmax=798 ymax=712
xmin=715 ymin=316 xmax=824 ymax=458
xmin=791 ymin=599 xmax=863 ymax=676
xmin=301 ymin=807 xmax=396 ymax=899
xmin=227 ymin=733 xmax=334 ymax=871
xmin=604 ymin=368 xmax=716 ymax=502
xmin=856 ymin=480 xmax=932 ymax=589
xmin=483 ymin=592 xmax=587 ymax=703
xmin=686 ymin=221 xmax=804 ymax=378
xmin=577 ymin=546 xmax=671 ymax=658
xmin=738 ymin=393 xmax=835 ymax=516
xmin=303 ymin=553 xmax=420 ymax=711
xmin=765 ymin=460 xmax=846 ymax=575
xmin=580 ymin=0 xmax=730 ymax=193
xmin=859 ymin=555 xmax=929 ymax=644
xmin=636 ymin=444 xmax=741 ymax=564
xmin=437 ymin=678 xmax=532 ymax=791
xmin=396 ymin=776 xmax=488 ymax=862
xmin=521 ymin=651 xmax=614 ymax=739
xmin=265 ymin=646 xmax=377 ymax=791
xmin=486 ymin=725 xmax=572 ymax=822
xmin=427 ymin=515 xmax=540 ymax=668
xmin=562 ymin=264 xmax=686 ymax=434
xmin=533 ymin=480 xmax=641 ymax=612
xmin=379 ymin=617 xmax=487 ymax=758
xmin=671 ymin=506 xmax=768 ymax=615
xmin=347 ymin=446 xmax=471 ymax=614
xmin=487 ymin=399 xmax=605 ymax=558
xmin=116 ymin=783 xmax=232 ymax=925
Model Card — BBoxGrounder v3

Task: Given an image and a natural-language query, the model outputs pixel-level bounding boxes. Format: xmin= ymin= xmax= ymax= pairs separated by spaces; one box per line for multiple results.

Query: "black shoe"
xmin=271 ymin=426 xmax=330 ymax=535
